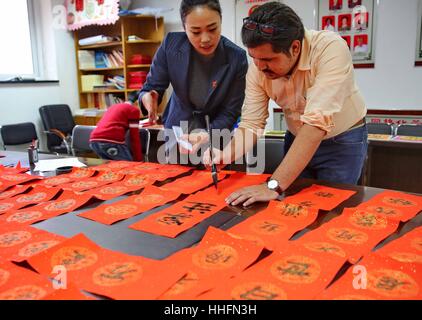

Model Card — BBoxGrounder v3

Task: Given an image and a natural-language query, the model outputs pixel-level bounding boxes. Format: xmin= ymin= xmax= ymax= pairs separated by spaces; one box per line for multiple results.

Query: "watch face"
xmin=268 ymin=180 xmax=278 ymax=189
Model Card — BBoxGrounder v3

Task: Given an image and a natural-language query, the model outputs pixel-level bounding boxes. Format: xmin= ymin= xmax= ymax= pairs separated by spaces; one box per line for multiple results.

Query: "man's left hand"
xmin=225 ymin=184 xmax=279 ymax=207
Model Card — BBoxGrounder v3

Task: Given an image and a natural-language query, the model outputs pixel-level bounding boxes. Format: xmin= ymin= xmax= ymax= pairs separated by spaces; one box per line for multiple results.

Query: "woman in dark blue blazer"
xmin=138 ymin=0 xmax=248 ymax=159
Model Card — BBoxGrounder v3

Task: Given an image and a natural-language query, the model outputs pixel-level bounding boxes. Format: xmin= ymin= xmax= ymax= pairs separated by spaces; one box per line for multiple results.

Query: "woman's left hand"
xmin=179 ymin=132 xmax=209 ymax=154
xmin=225 ymin=184 xmax=279 ymax=207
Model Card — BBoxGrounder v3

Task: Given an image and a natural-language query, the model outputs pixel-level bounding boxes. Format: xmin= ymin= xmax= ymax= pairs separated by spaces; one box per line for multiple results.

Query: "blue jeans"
xmin=90 ymin=142 xmax=133 ymax=161
xmin=284 ymin=124 xmax=368 ymax=184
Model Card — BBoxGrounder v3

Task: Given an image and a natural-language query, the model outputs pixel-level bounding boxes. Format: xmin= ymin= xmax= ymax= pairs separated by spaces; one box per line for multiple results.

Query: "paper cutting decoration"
xmin=66 ymin=0 xmax=120 ymax=31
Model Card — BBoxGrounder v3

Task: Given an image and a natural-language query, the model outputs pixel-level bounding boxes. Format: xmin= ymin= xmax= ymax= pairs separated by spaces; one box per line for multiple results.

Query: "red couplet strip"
xmin=283 ymin=184 xmax=357 ymax=211
xmin=79 ymin=186 xmax=181 ymax=225
xmin=159 ymin=227 xmax=265 ymax=299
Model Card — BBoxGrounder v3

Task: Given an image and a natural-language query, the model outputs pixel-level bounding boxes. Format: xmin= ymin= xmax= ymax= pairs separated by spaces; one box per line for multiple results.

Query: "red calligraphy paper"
xmin=227 ymin=200 xmax=319 ymax=251
xmin=193 ymin=172 xmax=270 ymax=200
xmin=129 ymin=193 xmax=228 ymax=238
xmin=61 ymin=171 xmax=124 ymax=192
xmin=0 ymin=185 xmax=31 ymax=201
xmin=356 ymin=190 xmax=422 ymax=222
xmin=0 ymin=260 xmax=55 ymax=300
xmin=75 ymin=249 xmax=186 ymax=300
xmin=374 ymin=226 xmax=422 ymax=264
xmin=296 ymin=208 xmax=400 ymax=263
xmin=283 ymin=184 xmax=356 ymax=211
xmin=162 ymin=171 xmax=228 ymax=195
xmin=79 ymin=186 xmax=181 ymax=225
xmin=27 ymin=233 xmax=185 ymax=300
xmin=201 ymin=241 xmax=347 ymax=300
xmin=0 ymin=224 xmax=66 ymax=262
xmin=317 ymin=254 xmax=422 ymax=300
xmin=159 ymin=227 xmax=265 ymax=299
xmin=3 ymin=190 xmax=93 ymax=225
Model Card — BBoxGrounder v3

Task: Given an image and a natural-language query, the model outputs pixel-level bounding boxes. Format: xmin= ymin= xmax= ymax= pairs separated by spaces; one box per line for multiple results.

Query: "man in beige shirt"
xmin=204 ymin=2 xmax=367 ymax=206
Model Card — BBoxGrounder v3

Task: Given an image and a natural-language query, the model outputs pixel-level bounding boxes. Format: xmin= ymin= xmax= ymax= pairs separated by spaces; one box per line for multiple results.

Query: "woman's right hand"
xmin=203 ymin=147 xmax=224 ymax=167
xmin=141 ymin=90 xmax=159 ymax=123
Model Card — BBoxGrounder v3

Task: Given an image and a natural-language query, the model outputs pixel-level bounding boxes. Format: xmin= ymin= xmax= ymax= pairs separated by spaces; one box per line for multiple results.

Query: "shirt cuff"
xmin=300 ymin=111 xmax=335 ymax=133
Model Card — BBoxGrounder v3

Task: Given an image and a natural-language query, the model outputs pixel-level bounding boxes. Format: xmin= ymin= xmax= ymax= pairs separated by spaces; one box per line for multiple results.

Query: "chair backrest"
xmin=0 ymin=122 xmax=38 ymax=150
xmin=366 ymin=123 xmax=393 ymax=135
xmin=71 ymin=125 xmax=96 ymax=155
xmin=396 ymin=124 xmax=422 ymax=137
xmin=246 ymin=138 xmax=284 ymax=174
xmin=125 ymin=128 xmax=151 ymax=160
xmin=39 ymin=104 xmax=76 ymax=151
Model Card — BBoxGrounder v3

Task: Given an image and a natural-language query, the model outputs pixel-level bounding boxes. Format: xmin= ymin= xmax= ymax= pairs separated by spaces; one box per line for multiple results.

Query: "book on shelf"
xmin=85 ymin=93 xmax=125 ymax=109
xmin=78 ymin=50 xmax=95 ymax=69
xmin=79 ymin=35 xmax=114 ymax=46
xmin=92 ymin=50 xmax=124 ymax=68
xmin=106 ymin=75 xmax=125 ymax=90
xmin=81 ymin=74 xmax=104 ymax=91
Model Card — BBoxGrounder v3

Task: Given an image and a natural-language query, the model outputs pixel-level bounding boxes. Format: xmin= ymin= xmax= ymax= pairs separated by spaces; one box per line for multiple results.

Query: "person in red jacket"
xmin=90 ymin=91 xmax=143 ymax=161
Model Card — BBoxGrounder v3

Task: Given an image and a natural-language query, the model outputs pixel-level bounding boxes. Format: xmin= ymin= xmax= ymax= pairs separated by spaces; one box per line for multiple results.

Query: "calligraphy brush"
xmin=205 ymin=114 xmax=218 ymax=189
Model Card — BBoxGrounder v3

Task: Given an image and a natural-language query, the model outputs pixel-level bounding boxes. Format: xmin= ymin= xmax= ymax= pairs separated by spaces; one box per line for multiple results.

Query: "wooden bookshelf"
xmin=74 ymin=15 xmax=165 ymax=124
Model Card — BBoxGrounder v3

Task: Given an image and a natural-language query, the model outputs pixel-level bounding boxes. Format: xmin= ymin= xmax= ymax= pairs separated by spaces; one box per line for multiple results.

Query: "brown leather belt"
xmin=348 ymin=118 xmax=365 ymax=131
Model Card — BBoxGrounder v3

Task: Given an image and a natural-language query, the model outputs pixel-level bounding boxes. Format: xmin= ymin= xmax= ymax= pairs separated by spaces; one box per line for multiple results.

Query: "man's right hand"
xmin=203 ymin=147 xmax=226 ymax=167
xmin=141 ymin=90 xmax=159 ymax=123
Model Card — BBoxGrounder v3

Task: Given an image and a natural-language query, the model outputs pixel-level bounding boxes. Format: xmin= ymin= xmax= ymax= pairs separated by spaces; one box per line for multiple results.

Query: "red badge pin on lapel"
xmin=212 ymin=80 xmax=218 ymax=89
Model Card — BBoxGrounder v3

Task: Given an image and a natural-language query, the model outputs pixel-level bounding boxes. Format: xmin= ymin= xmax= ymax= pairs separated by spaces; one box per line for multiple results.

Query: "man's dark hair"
xmin=180 ymin=0 xmax=222 ymax=25
xmin=241 ymin=2 xmax=305 ymax=55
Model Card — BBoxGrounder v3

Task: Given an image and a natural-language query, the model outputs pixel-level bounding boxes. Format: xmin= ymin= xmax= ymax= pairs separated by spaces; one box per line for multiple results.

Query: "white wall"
xmin=0 ymin=0 xmax=79 ymax=151
xmin=130 ymin=0 xmax=236 ymax=40
xmin=1 ymin=0 xmax=420 ymax=150
xmin=284 ymin=0 xmax=422 ymax=110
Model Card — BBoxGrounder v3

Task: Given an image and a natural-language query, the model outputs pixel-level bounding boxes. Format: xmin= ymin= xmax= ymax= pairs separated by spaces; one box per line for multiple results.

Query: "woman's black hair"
xmin=180 ymin=0 xmax=222 ymax=24
xmin=241 ymin=2 xmax=304 ymax=55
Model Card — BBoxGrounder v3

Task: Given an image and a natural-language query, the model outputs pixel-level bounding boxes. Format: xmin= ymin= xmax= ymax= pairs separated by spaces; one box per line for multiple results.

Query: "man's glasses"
xmin=242 ymin=18 xmax=287 ymax=36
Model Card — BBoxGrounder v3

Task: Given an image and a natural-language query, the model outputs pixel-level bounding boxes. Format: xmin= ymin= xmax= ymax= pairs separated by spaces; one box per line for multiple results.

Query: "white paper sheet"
xmin=172 ymin=126 xmax=193 ymax=151
xmin=33 ymin=158 xmax=87 ymax=172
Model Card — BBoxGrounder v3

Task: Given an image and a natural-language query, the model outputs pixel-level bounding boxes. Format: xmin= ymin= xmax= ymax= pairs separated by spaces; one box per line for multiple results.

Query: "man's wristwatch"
xmin=267 ymin=178 xmax=283 ymax=195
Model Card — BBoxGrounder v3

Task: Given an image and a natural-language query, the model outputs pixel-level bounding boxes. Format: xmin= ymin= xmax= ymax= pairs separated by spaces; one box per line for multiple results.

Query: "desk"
xmin=365 ymin=136 xmax=422 ymax=194
xmin=18 ymin=165 xmax=422 ymax=260
xmin=0 ymin=150 xmax=105 ymax=176
xmin=1 ymin=152 xmax=421 ymax=300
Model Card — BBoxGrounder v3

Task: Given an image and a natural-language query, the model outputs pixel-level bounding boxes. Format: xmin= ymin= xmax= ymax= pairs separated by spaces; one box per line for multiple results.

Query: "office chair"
xmin=246 ymin=138 xmax=284 ymax=174
xmin=71 ymin=125 xmax=97 ymax=157
xmin=395 ymin=124 xmax=422 ymax=137
xmin=125 ymin=128 xmax=151 ymax=162
xmin=39 ymin=104 xmax=76 ymax=154
xmin=366 ymin=123 xmax=394 ymax=135
xmin=0 ymin=122 xmax=38 ymax=151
